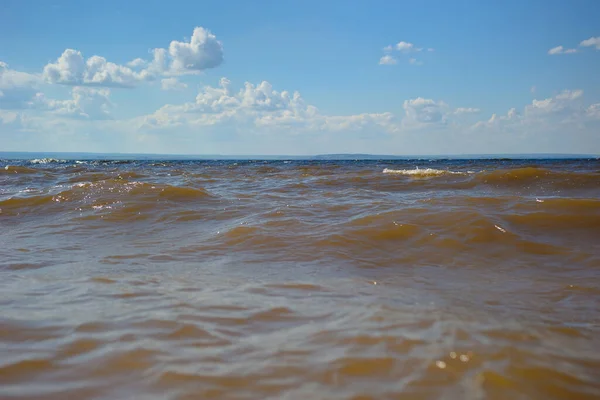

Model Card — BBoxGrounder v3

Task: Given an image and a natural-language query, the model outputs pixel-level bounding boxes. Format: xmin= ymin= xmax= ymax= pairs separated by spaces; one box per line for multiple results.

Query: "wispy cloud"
xmin=454 ymin=107 xmax=480 ymax=115
xmin=379 ymin=41 xmax=432 ymax=66
xmin=548 ymin=45 xmax=577 ymax=55
xmin=548 ymin=35 xmax=600 ymax=55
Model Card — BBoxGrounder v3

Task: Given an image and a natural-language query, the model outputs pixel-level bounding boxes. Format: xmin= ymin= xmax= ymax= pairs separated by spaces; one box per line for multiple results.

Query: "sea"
xmin=1 ymin=153 xmax=599 ymax=399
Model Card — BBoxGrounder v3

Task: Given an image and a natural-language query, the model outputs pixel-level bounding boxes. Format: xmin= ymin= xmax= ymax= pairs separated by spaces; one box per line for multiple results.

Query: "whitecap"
xmin=382 ymin=167 xmax=465 ymax=177
xmin=30 ymin=158 xmax=67 ymax=164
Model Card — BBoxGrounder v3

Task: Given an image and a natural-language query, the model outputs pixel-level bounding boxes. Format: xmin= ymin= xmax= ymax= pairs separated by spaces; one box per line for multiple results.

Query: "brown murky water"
xmin=1 ymin=158 xmax=599 ymax=399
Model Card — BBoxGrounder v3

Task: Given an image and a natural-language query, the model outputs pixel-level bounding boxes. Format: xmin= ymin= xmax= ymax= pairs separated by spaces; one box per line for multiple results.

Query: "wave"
xmin=478 ymin=167 xmax=552 ymax=183
xmin=0 ymin=179 xmax=215 ymax=218
xmin=0 ymin=193 xmax=55 ymax=212
xmin=382 ymin=167 xmax=467 ymax=177
xmin=71 ymin=180 xmax=214 ymax=201
xmin=2 ymin=165 xmax=39 ymax=174
xmin=476 ymin=167 xmax=600 ymax=188
xmin=381 ymin=166 xmax=600 ymax=190
xmin=30 ymin=158 xmax=67 ymax=164
xmin=67 ymin=171 xmax=147 ymax=183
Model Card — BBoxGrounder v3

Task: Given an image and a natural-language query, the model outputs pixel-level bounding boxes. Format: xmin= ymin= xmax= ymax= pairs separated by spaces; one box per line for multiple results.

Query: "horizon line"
xmin=1 ymin=151 xmax=598 ymax=160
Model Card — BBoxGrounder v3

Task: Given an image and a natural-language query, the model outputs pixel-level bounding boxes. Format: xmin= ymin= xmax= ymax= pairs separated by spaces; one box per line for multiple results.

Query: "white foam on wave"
xmin=30 ymin=158 xmax=67 ymax=164
xmin=382 ymin=167 xmax=466 ymax=177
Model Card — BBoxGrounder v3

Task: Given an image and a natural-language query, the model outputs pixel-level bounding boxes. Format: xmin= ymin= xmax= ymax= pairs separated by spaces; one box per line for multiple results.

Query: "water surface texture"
xmin=1 ymin=158 xmax=599 ymax=399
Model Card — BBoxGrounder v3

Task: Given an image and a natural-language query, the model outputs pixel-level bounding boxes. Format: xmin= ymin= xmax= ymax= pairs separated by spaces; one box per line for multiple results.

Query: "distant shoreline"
xmin=1 ymin=151 xmax=598 ymax=161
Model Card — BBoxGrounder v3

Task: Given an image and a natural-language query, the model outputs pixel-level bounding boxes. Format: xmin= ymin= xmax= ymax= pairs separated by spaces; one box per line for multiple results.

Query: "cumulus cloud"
xmin=4 ymin=77 xmax=599 ymax=155
xmin=148 ymin=78 xmax=312 ymax=122
xmin=580 ymin=36 xmax=600 ymax=50
xmin=409 ymin=58 xmax=423 ymax=66
xmin=402 ymin=97 xmax=448 ymax=126
xmin=188 ymin=79 xmax=307 ymax=115
xmin=473 ymin=89 xmax=589 ymax=131
xmin=138 ymin=78 xmax=397 ymax=135
xmin=167 ymin=27 xmax=224 ymax=74
xmin=525 ymin=89 xmax=583 ymax=116
xmin=43 ymin=49 xmax=153 ymax=88
xmin=379 ymin=55 xmax=397 ymax=65
xmin=396 ymin=41 xmax=417 ymax=52
xmin=42 ymin=27 xmax=223 ymax=88
xmin=548 ymin=45 xmax=577 ymax=55
xmin=32 ymin=87 xmax=113 ymax=119
xmin=161 ymin=78 xmax=188 ymax=91
xmin=0 ymin=62 xmax=41 ymax=109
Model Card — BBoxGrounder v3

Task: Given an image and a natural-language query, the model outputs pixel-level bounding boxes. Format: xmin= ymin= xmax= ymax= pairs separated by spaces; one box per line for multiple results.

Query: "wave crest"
xmin=383 ymin=168 xmax=465 ymax=177
xmin=30 ymin=158 xmax=67 ymax=164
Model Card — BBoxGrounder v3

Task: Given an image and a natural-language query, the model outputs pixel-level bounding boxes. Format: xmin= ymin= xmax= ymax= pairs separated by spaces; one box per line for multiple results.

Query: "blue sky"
xmin=1 ymin=0 xmax=599 ymax=155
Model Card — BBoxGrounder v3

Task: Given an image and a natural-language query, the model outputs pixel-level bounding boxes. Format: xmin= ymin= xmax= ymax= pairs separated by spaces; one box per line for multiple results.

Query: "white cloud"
xmin=580 ymin=36 xmax=600 ymax=50
xmin=586 ymin=103 xmax=600 ymax=119
xmin=525 ymin=89 xmax=583 ymax=116
xmin=3 ymin=81 xmax=599 ymax=155
xmin=137 ymin=78 xmax=397 ymax=135
xmin=43 ymin=49 xmax=153 ymax=88
xmin=145 ymin=78 xmax=311 ymax=124
xmin=0 ymin=62 xmax=41 ymax=109
xmin=32 ymin=87 xmax=113 ymax=119
xmin=379 ymin=55 xmax=397 ymax=65
xmin=473 ymin=108 xmax=520 ymax=130
xmin=547 ymin=36 xmax=600 ymax=55
xmin=0 ymin=110 xmax=32 ymax=130
xmin=161 ymin=78 xmax=188 ymax=91
xmin=147 ymin=48 xmax=168 ymax=75
xmin=548 ymin=45 xmax=577 ymax=55
xmin=167 ymin=27 xmax=224 ymax=75
xmin=396 ymin=41 xmax=420 ymax=53
xmin=42 ymin=27 xmax=223 ymax=88
xmin=142 ymin=82 xmax=575 ymax=143
xmin=127 ymin=58 xmax=148 ymax=68
xmin=454 ymin=107 xmax=480 ymax=114
xmin=380 ymin=41 xmax=432 ymax=65
xmin=402 ymin=97 xmax=448 ymax=126
xmin=473 ymin=89 xmax=589 ymax=132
